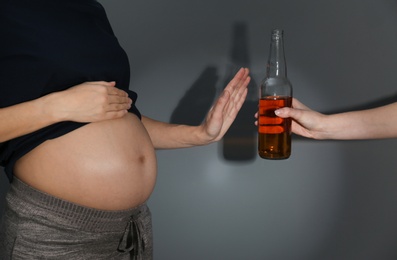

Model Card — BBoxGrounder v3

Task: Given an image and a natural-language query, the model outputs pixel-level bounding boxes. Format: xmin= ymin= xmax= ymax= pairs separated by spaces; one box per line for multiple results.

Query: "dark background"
xmin=2 ymin=0 xmax=397 ymax=259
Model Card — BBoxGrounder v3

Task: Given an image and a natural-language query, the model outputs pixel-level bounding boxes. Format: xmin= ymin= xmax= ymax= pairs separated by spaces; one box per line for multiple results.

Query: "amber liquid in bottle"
xmin=258 ymin=96 xmax=292 ymax=159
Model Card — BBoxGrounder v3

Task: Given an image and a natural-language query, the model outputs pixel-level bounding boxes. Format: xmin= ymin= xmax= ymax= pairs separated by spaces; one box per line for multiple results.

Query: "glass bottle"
xmin=258 ymin=29 xmax=293 ymax=159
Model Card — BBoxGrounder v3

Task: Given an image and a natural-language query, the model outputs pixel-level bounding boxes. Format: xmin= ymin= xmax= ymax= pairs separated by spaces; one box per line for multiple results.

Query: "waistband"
xmin=6 ymin=177 xmax=147 ymax=233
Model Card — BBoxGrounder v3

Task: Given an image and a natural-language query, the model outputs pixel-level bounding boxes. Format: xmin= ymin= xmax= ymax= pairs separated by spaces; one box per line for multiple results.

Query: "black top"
xmin=0 ymin=0 xmax=141 ymax=181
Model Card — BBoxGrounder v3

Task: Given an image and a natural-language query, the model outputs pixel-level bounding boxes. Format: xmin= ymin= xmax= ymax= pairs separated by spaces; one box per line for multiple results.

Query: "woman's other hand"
xmin=52 ymin=81 xmax=132 ymax=122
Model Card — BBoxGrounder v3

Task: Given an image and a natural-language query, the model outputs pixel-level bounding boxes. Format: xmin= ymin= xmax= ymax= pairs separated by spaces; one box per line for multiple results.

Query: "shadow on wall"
xmin=170 ymin=66 xmax=218 ymax=126
xmin=170 ymin=21 xmax=258 ymax=162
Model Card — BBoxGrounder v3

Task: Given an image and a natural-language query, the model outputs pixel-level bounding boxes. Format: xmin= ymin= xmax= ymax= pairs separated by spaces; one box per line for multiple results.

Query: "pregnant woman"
xmin=0 ymin=0 xmax=250 ymax=259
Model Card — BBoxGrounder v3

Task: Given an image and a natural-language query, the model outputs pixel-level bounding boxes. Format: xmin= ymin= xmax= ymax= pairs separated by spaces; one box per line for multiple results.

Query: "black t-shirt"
xmin=0 ymin=0 xmax=141 ymax=181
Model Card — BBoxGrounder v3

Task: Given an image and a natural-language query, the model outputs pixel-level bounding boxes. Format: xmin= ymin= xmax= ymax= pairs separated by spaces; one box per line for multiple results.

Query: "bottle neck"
xmin=266 ymin=29 xmax=287 ymax=78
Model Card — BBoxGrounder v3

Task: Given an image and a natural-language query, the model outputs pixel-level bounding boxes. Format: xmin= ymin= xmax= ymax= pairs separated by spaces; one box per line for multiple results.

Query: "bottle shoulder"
xmin=262 ymin=77 xmax=292 ymax=87
xmin=260 ymin=77 xmax=292 ymax=97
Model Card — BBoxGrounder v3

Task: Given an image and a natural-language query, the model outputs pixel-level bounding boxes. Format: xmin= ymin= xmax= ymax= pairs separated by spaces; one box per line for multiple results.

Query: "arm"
xmin=275 ymin=98 xmax=397 ymax=140
xmin=142 ymin=68 xmax=251 ymax=149
xmin=0 ymin=81 xmax=132 ymax=143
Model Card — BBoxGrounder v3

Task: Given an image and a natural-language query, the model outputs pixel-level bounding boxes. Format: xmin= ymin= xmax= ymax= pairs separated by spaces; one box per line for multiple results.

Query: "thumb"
xmin=275 ymin=107 xmax=293 ymax=118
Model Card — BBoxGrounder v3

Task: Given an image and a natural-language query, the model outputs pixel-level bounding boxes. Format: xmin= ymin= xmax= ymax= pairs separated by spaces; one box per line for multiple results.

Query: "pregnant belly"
xmin=14 ymin=113 xmax=157 ymax=210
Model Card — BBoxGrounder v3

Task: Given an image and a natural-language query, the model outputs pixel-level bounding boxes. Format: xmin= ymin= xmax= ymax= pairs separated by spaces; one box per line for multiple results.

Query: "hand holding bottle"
xmin=274 ymin=98 xmax=327 ymax=139
xmin=276 ymin=98 xmax=397 ymax=140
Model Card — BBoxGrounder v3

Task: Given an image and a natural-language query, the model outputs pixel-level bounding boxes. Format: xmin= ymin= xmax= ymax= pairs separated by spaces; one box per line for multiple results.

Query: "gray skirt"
xmin=0 ymin=178 xmax=153 ymax=260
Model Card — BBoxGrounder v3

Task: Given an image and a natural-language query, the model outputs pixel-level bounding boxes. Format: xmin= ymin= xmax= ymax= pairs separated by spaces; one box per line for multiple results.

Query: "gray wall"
xmin=2 ymin=0 xmax=397 ymax=259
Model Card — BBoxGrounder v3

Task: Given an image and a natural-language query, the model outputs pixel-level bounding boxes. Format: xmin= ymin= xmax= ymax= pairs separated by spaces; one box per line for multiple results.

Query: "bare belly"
xmin=14 ymin=113 xmax=157 ymax=211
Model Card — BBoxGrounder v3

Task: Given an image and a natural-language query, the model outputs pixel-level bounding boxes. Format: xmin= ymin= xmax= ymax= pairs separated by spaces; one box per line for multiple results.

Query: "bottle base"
xmin=258 ymin=153 xmax=290 ymax=160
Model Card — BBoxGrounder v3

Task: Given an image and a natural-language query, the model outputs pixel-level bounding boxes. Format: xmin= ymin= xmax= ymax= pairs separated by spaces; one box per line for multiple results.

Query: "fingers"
xmin=275 ymin=105 xmax=308 ymax=120
xmin=107 ymin=84 xmax=129 ymax=98
xmin=85 ymin=81 xmax=132 ymax=116
xmin=211 ymin=88 xmax=230 ymax=118
xmin=101 ymin=109 xmax=129 ymax=120
xmin=86 ymin=81 xmax=116 ymax=89
xmin=225 ymin=68 xmax=250 ymax=98
xmin=86 ymin=81 xmax=128 ymax=97
xmin=107 ymin=95 xmax=132 ymax=111
xmin=274 ymin=98 xmax=312 ymax=119
xmin=108 ymin=84 xmax=132 ymax=112
xmin=93 ymin=81 xmax=132 ymax=111
xmin=234 ymin=68 xmax=250 ymax=103
xmin=205 ymin=68 xmax=250 ymax=139
xmin=222 ymin=68 xmax=250 ymax=113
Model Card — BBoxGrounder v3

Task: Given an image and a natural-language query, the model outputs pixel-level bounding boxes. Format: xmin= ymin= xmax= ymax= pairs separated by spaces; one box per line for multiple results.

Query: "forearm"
xmin=0 ymin=94 xmax=60 ymax=143
xmin=322 ymin=103 xmax=397 ymax=140
xmin=141 ymin=68 xmax=250 ymax=148
xmin=0 ymin=81 xmax=132 ymax=143
xmin=141 ymin=116 xmax=210 ymax=149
